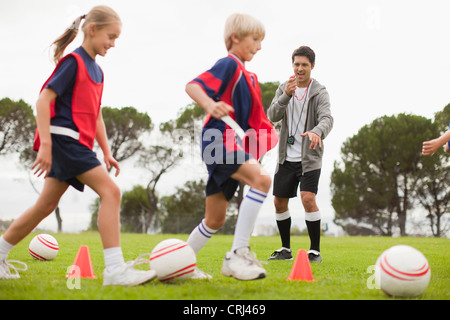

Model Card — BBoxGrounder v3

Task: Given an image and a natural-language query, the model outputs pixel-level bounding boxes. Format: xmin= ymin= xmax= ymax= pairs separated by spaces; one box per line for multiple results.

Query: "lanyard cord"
xmin=289 ymin=80 xmax=312 ymax=137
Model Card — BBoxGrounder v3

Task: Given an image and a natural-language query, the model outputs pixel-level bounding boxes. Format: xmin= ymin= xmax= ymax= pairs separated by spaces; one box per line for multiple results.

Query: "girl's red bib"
xmin=33 ymin=52 xmax=103 ymax=151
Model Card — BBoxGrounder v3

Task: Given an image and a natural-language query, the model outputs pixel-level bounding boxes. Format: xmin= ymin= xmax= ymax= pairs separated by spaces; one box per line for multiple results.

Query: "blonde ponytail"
xmin=50 ymin=5 xmax=121 ymax=64
xmin=51 ymin=15 xmax=86 ymax=64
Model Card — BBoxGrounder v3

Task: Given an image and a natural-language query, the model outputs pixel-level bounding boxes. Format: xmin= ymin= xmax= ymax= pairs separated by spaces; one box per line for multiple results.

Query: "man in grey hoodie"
xmin=267 ymin=46 xmax=333 ymax=262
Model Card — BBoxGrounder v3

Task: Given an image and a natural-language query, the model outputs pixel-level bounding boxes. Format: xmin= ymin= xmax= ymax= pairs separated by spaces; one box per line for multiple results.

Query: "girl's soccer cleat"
xmin=0 ymin=259 xmax=27 ymax=279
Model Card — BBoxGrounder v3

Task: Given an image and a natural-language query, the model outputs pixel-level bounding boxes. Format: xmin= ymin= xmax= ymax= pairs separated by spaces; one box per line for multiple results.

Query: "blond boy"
xmin=185 ymin=13 xmax=278 ymax=280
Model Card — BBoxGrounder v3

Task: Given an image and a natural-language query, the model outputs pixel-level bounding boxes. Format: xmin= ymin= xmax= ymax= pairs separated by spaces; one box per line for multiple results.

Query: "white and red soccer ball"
xmin=150 ymin=238 xmax=196 ymax=282
xmin=28 ymin=234 xmax=59 ymax=261
xmin=375 ymin=245 xmax=431 ymax=297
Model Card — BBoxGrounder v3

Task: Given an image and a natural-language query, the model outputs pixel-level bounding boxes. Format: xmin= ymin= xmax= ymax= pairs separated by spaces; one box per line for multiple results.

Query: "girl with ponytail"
xmin=0 ymin=5 xmax=157 ymax=286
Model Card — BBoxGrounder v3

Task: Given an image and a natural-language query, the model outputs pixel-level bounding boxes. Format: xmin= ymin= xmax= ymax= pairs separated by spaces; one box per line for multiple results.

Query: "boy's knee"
xmin=205 ymin=216 xmax=225 ymax=230
xmin=254 ymin=174 xmax=271 ymax=193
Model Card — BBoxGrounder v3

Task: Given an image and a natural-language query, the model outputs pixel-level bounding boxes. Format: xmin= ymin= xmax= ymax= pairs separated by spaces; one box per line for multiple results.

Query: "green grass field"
xmin=1 ymin=232 xmax=449 ymax=301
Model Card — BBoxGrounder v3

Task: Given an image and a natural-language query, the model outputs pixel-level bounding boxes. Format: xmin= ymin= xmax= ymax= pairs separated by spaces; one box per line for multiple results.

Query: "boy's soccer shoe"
xmin=221 ymin=247 xmax=266 ymax=281
xmin=190 ymin=267 xmax=212 ymax=280
xmin=103 ymin=254 xmax=156 ymax=286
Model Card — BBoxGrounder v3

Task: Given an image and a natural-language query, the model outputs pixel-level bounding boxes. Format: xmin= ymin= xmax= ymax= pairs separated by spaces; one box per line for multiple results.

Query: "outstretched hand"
xmin=301 ymin=131 xmax=322 ymax=150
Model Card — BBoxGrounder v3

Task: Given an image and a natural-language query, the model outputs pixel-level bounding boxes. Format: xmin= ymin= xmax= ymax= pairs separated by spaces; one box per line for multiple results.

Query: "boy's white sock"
xmin=103 ymin=247 xmax=125 ymax=272
xmin=187 ymin=219 xmax=218 ymax=254
xmin=231 ymin=188 xmax=267 ymax=251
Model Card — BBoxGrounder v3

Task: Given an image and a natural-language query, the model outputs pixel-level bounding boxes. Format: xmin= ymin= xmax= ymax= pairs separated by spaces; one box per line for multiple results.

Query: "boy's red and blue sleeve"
xmin=189 ymin=57 xmax=238 ymax=101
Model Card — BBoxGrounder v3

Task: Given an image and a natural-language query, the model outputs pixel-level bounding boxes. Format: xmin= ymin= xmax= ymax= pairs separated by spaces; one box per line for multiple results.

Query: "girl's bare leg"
xmin=3 ymin=177 xmax=68 ymax=245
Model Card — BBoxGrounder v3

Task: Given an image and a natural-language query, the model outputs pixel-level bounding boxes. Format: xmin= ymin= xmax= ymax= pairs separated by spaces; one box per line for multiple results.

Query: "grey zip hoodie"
xmin=267 ymin=79 xmax=333 ymax=174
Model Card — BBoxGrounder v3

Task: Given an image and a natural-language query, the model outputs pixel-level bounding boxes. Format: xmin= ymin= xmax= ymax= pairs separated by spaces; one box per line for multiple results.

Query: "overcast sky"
xmin=1 ymin=0 xmax=449 ymax=234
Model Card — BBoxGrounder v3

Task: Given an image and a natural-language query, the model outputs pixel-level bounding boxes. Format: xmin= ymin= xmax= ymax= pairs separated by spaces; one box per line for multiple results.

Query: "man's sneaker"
xmin=307 ymin=250 xmax=322 ymax=263
xmin=268 ymin=248 xmax=293 ymax=260
xmin=190 ymin=267 xmax=212 ymax=280
xmin=221 ymin=247 xmax=266 ymax=281
xmin=0 ymin=259 xmax=27 ymax=279
xmin=103 ymin=254 xmax=156 ymax=286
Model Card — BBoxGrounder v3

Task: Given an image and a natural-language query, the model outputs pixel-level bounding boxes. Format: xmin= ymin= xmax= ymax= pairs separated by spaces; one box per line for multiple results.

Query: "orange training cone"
xmin=286 ymin=249 xmax=315 ymax=282
xmin=66 ymin=245 xmax=96 ymax=279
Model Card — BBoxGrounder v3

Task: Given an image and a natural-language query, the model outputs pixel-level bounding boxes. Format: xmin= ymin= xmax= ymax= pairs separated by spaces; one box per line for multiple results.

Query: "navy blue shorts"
xmin=273 ymin=161 xmax=321 ymax=198
xmin=48 ymin=135 xmax=101 ymax=191
xmin=205 ymin=151 xmax=251 ymax=201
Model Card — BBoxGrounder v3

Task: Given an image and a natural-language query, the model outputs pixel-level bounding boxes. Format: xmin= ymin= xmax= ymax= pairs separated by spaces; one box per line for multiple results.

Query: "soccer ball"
xmin=375 ymin=245 xmax=431 ymax=297
xmin=149 ymin=238 xmax=196 ymax=282
xmin=28 ymin=234 xmax=59 ymax=261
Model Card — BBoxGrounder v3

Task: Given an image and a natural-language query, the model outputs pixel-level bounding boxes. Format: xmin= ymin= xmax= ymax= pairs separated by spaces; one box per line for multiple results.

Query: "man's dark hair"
xmin=292 ymin=46 xmax=315 ymax=65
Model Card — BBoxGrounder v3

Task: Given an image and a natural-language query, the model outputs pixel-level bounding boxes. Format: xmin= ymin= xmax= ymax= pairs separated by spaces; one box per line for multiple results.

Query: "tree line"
xmin=0 ymin=91 xmax=448 ymax=237
xmin=331 ymin=106 xmax=450 ymax=237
